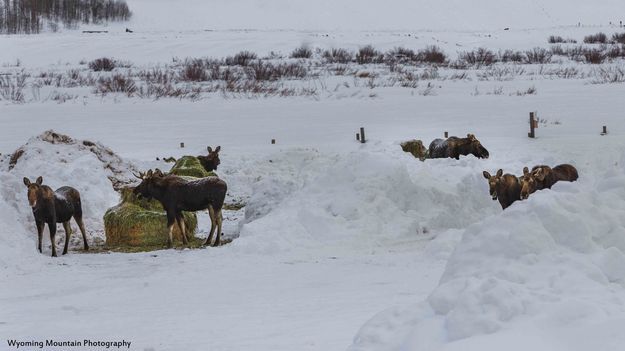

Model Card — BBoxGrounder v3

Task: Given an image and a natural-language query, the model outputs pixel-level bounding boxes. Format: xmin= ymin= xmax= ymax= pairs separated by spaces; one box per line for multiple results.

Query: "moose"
xmin=429 ymin=134 xmax=489 ymax=159
xmin=133 ymin=169 xmax=227 ymax=247
xmin=483 ymin=169 xmax=522 ymax=210
xmin=520 ymin=164 xmax=579 ymax=199
xmin=23 ymin=176 xmax=89 ymax=257
xmin=197 ymin=146 xmax=221 ymax=173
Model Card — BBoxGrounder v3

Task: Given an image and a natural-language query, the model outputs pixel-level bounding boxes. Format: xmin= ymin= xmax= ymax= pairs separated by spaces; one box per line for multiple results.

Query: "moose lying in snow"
xmin=483 ymin=169 xmax=522 ymax=210
xmin=429 ymin=134 xmax=489 ymax=160
xmin=23 ymin=176 xmax=89 ymax=257
xmin=133 ymin=169 xmax=227 ymax=247
xmin=520 ymin=164 xmax=579 ymax=199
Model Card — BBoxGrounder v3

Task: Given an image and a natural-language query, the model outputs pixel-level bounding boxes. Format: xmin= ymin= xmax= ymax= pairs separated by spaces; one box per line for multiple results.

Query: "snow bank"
xmin=0 ymin=131 xmax=134 ymax=261
xmin=234 ymin=143 xmax=498 ymax=254
xmin=349 ymin=149 xmax=625 ymax=351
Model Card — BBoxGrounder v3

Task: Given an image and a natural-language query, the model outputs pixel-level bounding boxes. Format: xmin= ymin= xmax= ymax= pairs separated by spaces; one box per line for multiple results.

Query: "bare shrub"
xmin=549 ymin=45 xmax=567 ymax=56
xmin=89 ymin=57 xmax=116 ymax=71
xmin=385 ymin=47 xmax=415 ymax=64
xmin=458 ymin=48 xmax=497 ymax=66
xmin=416 ymin=46 xmax=446 ymax=64
xmin=96 ymin=73 xmax=137 ymax=96
xmin=246 ymin=61 xmax=306 ymax=81
xmin=323 ymin=48 xmax=354 ymax=63
xmin=356 ymin=45 xmax=382 ymax=64
xmin=583 ymin=48 xmax=607 ymax=64
xmin=179 ymin=59 xmax=208 ymax=81
xmin=499 ymin=49 xmax=524 ymax=63
xmin=524 ymin=47 xmax=552 ymax=64
xmin=291 ymin=46 xmax=312 ymax=59
xmin=224 ymin=51 xmax=257 ymax=66
xmin=584 ymin=32 xmax=608 ymax=44
xmin=512 ymin=86 xmax=537 ymax=96
xmin=0 ymin=72 xmax=27 ymax=102
xmin=591 ymin=66 xmax=625 ymax=84
xmin=611 ymin=33 xmax=625 ymax=44
xmin=548 ymin=35 xmax=565 ymax=44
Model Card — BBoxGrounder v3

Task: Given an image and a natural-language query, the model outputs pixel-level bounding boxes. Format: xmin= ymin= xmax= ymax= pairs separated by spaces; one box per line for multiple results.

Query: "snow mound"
xmin=234 ymin=144 xmax=498 ymax=254
xmin=349 ymin=151 xmax=625 ymax=351
xmin=0 ymin=131 xmax=136 ymax=260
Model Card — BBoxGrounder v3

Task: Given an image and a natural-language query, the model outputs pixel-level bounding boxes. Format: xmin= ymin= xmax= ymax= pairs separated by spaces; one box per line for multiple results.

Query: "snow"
xmin=2 ymin=1 xmax=625 ymax=350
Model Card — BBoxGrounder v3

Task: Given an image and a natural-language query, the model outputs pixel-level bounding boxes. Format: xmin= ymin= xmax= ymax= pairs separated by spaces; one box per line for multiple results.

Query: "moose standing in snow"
xmin=429 ymin=134 xmax=489 ymax=159
xmin=23 ymin=176 xmax=89 ymax=257
xmin=133 ymin=169 xmax=227 ymax=247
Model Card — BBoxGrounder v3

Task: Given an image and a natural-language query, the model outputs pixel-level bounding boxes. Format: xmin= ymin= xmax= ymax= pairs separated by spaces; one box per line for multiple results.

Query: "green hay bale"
xmin=169 ymin=156 xmax=216 ymax=178
xmin=400 ymin=139 xmax=428 ymax=161
xmin=104 ymin=188 xmax=198 ymax=251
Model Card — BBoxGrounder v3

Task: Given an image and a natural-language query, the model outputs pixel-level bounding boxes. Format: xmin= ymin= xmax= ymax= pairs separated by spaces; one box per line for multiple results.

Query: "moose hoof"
xmin=62 ymin=251 xmax=68 ymax=255
xmin=84 ymin=245 xmax=89 ymax=251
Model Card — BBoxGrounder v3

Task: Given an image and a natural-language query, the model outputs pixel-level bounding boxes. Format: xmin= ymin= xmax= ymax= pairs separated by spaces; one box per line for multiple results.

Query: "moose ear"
xmin=523 ymin=167 xmax=529 ymax=175
xmin=207 ymin=146 xmax=213 ymax=153
xmin=535 ymin=168 xmax=545 ymax=181
xmin=36 ymin=176 xmax=43 ymax=185
xmin=215 ymin=146 xmax=221 ymax=152
xmin=496 ymin=169 xmax=503 ymax=177
xmin=147 ymin=169 xmax=153 ymax=177
xmin=23 ymin=177 xmax=31 ymax=187
xmin=483 ymin=171 xmax=491 ymax=179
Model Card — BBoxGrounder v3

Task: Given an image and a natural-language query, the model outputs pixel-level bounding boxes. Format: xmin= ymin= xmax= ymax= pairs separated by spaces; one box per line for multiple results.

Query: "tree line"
xmin=1 ymin=0 xmax=131 ymax=34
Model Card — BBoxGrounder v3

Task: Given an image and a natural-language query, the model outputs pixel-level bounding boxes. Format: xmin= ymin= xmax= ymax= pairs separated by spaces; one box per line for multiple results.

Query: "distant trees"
xmin=0 ymin=0 xmax=131 ymax=34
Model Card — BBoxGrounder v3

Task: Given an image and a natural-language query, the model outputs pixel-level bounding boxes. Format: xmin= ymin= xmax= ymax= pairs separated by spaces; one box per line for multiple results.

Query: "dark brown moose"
xmin=197 ymin=146 xmax=221 ymax=173
xmin=520 ymin=164 xmax=579 ymax=199
xmin=483 ymin=169 xmax=522 ymax=210
xmin=133 ymin=169 xmax=227 ymax=247
xmin=23 ymin=176 xmax=89 ymax=257
xmin=429 ymin=134 xmax=489 ymax=160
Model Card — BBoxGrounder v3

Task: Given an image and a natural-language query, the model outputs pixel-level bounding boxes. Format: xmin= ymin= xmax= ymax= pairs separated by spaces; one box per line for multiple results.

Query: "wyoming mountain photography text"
xmin=6 ymin=339 xmax=132 ymax=350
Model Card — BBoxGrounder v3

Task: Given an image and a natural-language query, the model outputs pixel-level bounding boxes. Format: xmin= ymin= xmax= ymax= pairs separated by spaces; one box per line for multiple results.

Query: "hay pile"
xmin=400 ymin=139 xmax=428 ymax=160
xmin=104 ymin=188 xmax=198 ymax=250
xmin=104 ymin=156 xmax=215 ymax=251
xmin=169 ymin=156 xmax=216 ymax=178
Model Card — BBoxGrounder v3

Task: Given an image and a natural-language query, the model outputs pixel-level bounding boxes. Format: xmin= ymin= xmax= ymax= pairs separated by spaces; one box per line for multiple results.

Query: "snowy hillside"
xmin=2 ymin=0 xmax=625 ymax=350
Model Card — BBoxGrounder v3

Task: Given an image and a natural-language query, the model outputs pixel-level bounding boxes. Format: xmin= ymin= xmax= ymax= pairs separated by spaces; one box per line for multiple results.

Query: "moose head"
xmin=519 ymin=166 xmax=544 ymax=200
xmin=198 ymin=146 xmax=221 ymax=173
xmin=133 ymin=169 xmax=166 ymax=199
xmin=466 ymin=134 xmax=489 ymax=159
xmin=483 ymin=169 xmax=503 ymax=200
xmin=23 ymin=176 xmax=44 ymax=208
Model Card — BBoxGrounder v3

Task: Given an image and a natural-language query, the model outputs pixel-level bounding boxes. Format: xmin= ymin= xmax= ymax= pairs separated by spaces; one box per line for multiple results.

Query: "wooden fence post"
xmin=271 ymin=139 xmax=276 ymax=144
xmin=356 ymin=133 xmax=360 ymax=141
xmin=444 ymin=131 xmax=449 ymax=138
xmin=528 ymin=112 xmax=536 ymax=138
xmin=360 ymin=127 xmax=366 ymax=143
xmin=180 ymin=142 xmax=185 ymax=148
xmin=602 ymin=126 xmax=607 ymax=135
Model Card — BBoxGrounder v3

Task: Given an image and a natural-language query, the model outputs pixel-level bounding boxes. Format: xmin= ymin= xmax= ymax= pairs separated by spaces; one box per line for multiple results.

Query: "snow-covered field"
xmin=2 ymin=1 xmax=625 ymax=350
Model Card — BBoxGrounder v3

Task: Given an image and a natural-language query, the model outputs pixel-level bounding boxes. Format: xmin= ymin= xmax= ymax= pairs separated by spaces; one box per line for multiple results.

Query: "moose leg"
xmin=176 ymin=214 xmax=189 ymax=245
xmin=75 ymin=217 xmax=89 ymax=251
xmin=62 ymin=221 xmax=72 ymax=255
xmin=36 ymin=220 xmax=44 ymax=253
xmin=48 ymin=221 xmax=57 ymax=257
xmin=166 ymin=213 xmax=176 ymax=248
xmin=204 ymin=206 xmax=216 ymax=246
xmin=214 ymin=210 xmax=223 ymax=247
